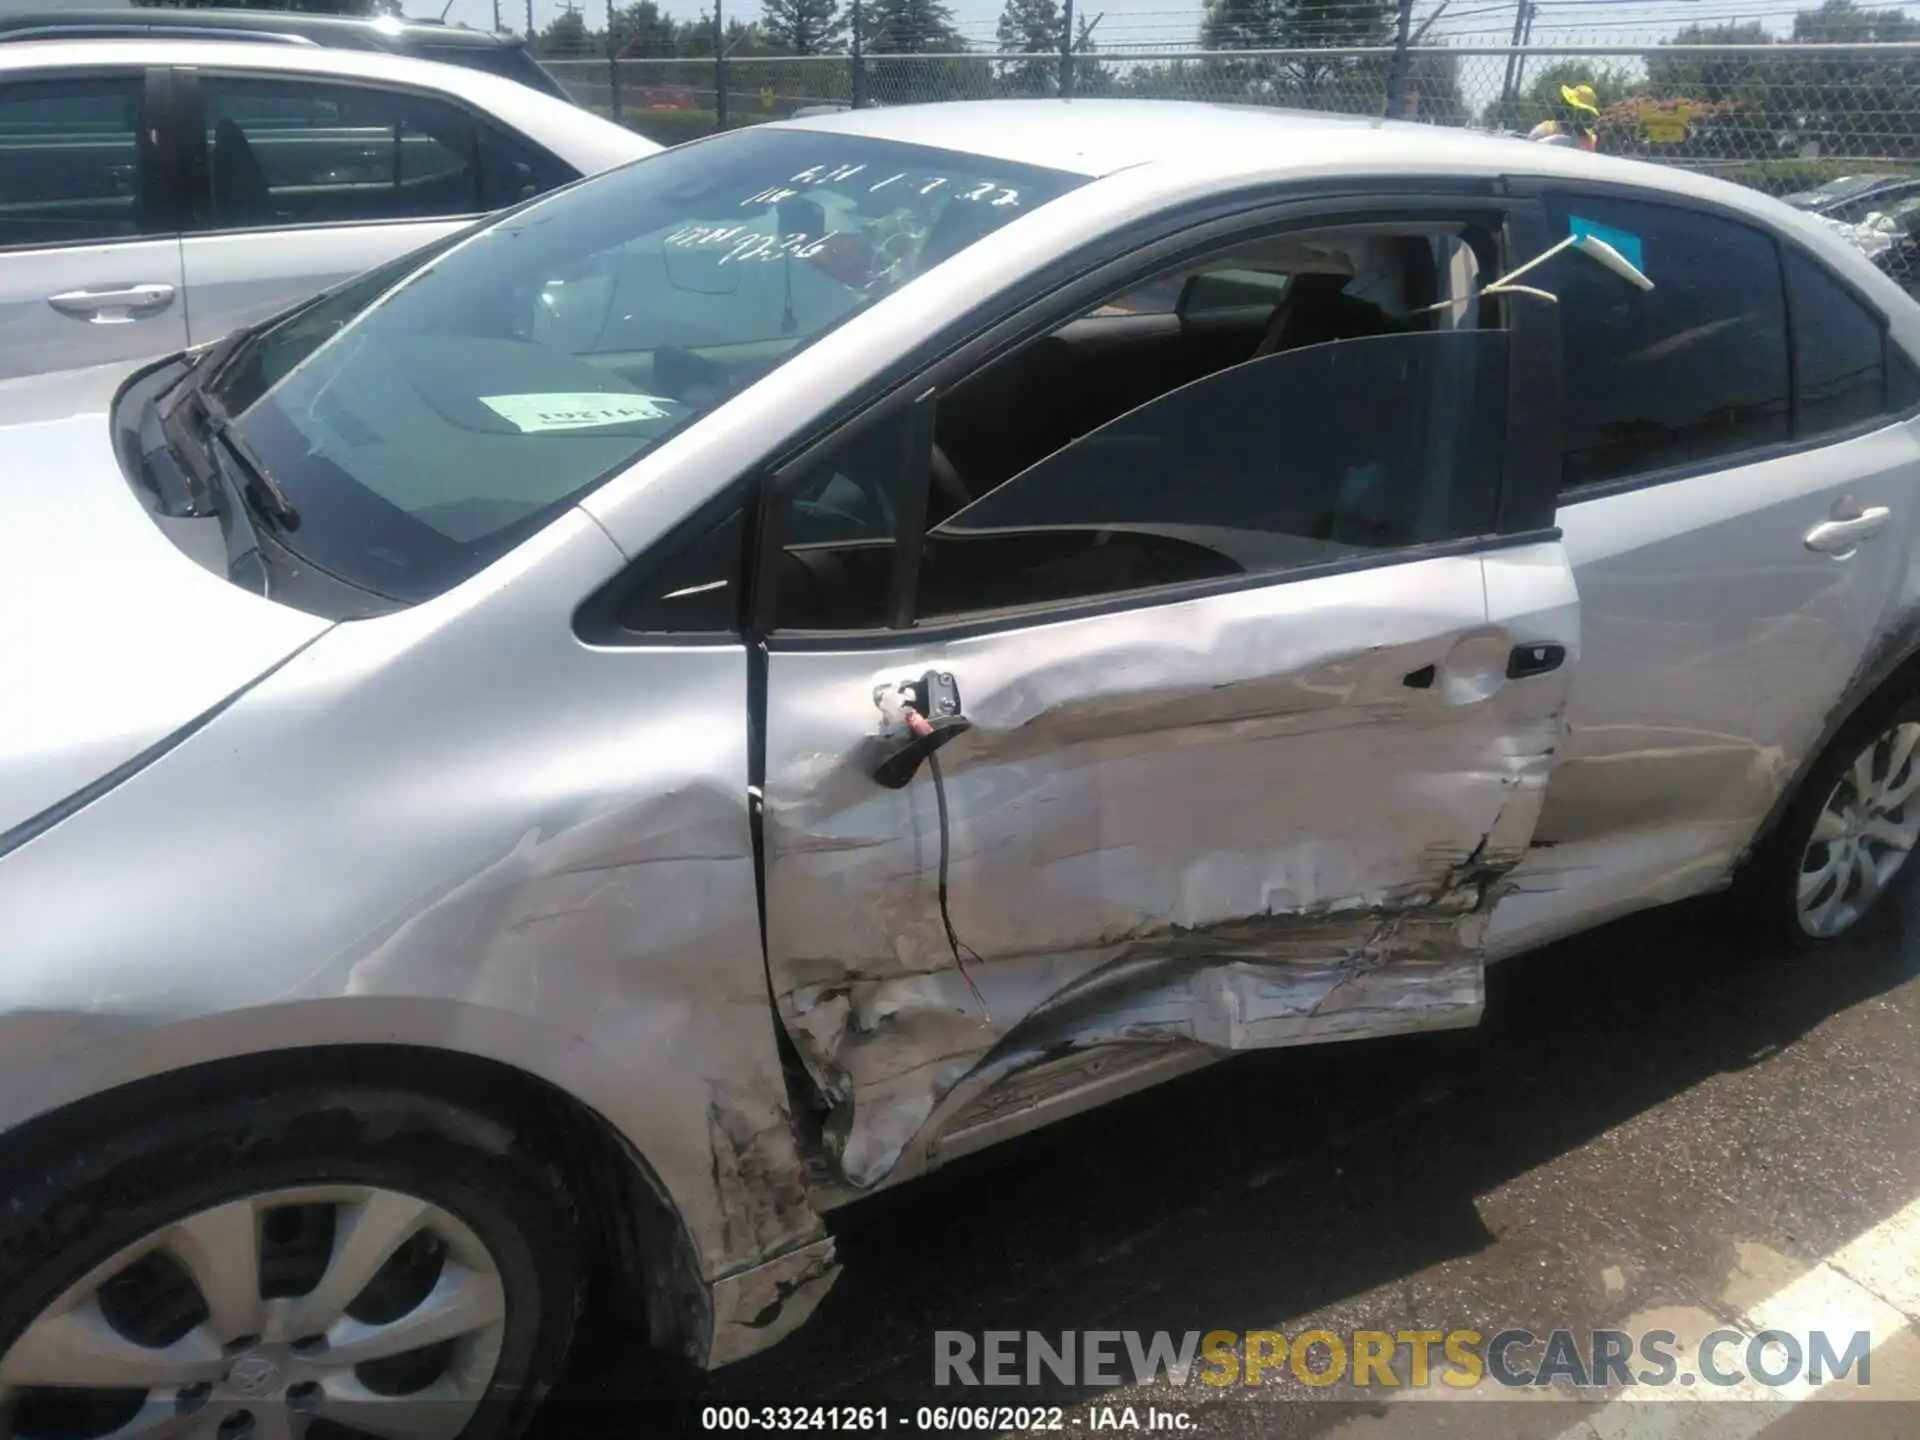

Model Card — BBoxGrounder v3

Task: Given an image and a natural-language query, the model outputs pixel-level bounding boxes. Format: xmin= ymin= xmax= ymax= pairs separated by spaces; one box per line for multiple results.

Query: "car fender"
xmin=0 ymin=508 xmax=834 ymax=1364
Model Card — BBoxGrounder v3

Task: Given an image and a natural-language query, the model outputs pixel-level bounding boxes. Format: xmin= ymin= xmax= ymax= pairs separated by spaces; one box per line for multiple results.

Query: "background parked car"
xmin=0 ymin=6 xmax=571 ymax=99
xmin=1784 ymin=172 xmax=1915 ymax=216
xmin=1783 ymin=172 xmax=1920 ymax=296
xmin=0 ymin=38 xmax=656 ymax=387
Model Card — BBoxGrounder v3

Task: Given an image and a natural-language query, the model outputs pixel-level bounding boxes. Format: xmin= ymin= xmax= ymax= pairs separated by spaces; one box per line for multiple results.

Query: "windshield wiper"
xmin=202 ymin=390 xmax=300 ymax=529
xmin=153 ymin=366 xmax=300 ymax=531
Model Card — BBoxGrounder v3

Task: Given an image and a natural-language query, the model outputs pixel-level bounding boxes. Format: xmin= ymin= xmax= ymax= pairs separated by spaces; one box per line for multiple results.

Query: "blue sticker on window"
xmin=1568 ymin=215 xmax=1645 ymax=273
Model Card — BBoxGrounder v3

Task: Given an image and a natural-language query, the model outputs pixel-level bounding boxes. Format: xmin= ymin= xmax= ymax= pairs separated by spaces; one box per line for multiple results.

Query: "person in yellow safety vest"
xmin=1527 ymin=83 xmax=1601 ymax=151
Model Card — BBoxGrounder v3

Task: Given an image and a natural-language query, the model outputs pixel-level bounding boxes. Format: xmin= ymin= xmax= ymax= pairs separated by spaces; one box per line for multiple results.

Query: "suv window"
xmin=0 ymin=74 xmax=152 ymax=249
xmin=199 ymin=75 xmax=530 ymax=230
xmin=1542 ymin=195 xmax=1789 ymax=490
xmin=1783 ymin=246 xmax=1895 ymax=437
xmin=771 ymin=222 xmax=1510 ymax=628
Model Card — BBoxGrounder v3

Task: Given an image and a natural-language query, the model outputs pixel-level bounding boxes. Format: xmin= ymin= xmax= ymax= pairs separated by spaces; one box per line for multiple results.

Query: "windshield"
xmin=207 ymin=129 xmax=1085 ymax=602
xmin=1800 ymin=175 xmax=1895 ymax=208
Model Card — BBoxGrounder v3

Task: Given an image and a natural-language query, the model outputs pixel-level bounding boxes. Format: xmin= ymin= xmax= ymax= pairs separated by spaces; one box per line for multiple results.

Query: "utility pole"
xmin=1499 ymin=0 xmax=1527 ymax=119
xmin=607 ymin=0 xmax=620 ymax=117
xmin=1384 ymin=0 xmax=1415 ymax=119
xmin=527 ymin=0 xmax=535 ymax=41
xmin=1511 ymin=2 xmax=1538 ymax=112
xmin=850 ymin=0 xmax=866 ymax=107
xmin=714 ymin=0 xmax=729 ymax=130
xmin=492 ymin=0 xmax=501 ymax=34
xmin=1059 ymin=0 xmax=1075 ymax=97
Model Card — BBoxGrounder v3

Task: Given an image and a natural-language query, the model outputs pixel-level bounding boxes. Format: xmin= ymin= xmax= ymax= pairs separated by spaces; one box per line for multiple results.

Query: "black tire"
xmin=0 ymin=1080 xmax=583 ymax=1440
xmin=1742 ymin=689 xmax=1920 ymax=951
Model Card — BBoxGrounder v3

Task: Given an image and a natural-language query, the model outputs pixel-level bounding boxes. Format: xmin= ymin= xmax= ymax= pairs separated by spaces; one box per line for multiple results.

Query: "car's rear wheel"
xmin=0 ymin=1082 xmax=582 ymax=1440
xmin=1749 ymin=696 xmax=1920 ymax=947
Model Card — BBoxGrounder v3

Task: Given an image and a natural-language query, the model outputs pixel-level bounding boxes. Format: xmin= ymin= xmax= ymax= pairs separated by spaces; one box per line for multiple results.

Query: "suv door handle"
xmin=1806 ymin=503 xmax=1892 ymax=557
xmin=46 ymin=283 xmax=177 ymax=324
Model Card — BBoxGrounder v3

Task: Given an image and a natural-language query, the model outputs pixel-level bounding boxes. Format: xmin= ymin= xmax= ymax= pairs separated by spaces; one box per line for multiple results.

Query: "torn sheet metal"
xmin=762 ymin=546 xmax=1577 ymax=1192
xmin=705 ymin=1236 xmax=841 ymax=1367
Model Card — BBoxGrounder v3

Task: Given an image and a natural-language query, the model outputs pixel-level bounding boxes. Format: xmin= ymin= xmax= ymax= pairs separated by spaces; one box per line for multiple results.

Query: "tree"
xmin=761 ymin=0 xmax=846 ymax=55
xmin=539 ymin=7 xmax=595 ymax=57
xmin=607 ymin=0 xmax=680 ymax=55
xmin=1786 ymin=0 xmax=1920 ymax=159
xmin=995 ymin=0 xmax=1063 ymax=96
xmin=1403 ymin=49 xmax=1467 ymax=126
xmin=1645 ymin=20 xmax=1773 ymax=104
xmin=1200 ymin=0 xmax=1395 ymax=112
xmin=1068 ymin=14 xmax=1115 ymax=96
xmin=1201 ymin=0 xmax=1280 ymax=51
xmin=866 ymin=0 xmax=962 ymax=52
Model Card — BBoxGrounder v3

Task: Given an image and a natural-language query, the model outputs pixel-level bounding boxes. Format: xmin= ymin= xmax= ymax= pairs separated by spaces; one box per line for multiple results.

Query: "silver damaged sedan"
xmin=5 ymin=100 xmax=1920 ymax=1438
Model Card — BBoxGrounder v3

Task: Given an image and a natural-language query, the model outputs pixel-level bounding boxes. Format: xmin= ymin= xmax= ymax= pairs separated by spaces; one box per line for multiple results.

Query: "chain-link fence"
xmin=544 ymin=38 xmax=1920 ymax=197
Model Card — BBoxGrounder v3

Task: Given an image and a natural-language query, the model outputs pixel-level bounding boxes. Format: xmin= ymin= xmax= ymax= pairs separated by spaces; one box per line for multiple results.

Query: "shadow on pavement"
xmin=533 ymin=890 xmax=1920 ymax=1435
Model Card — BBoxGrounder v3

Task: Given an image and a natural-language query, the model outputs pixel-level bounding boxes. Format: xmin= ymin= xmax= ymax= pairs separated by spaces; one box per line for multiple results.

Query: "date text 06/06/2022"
xmin=699 ymin=1405 xmax=1195 ymax=1431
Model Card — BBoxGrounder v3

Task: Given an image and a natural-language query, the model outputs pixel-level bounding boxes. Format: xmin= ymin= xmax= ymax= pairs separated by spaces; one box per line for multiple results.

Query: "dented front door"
xmin=760 ymin=541 xmax=1578 ymax=1192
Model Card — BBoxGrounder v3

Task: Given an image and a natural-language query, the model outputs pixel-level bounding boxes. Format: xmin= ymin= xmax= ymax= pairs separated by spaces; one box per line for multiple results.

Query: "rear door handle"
xmin=1805 ymin=505 xmax=1892 ymax=557
xmin=47 ymin=283 xmax=177 ymax=324
xmin=1506 ymin=643 xmax=1567 ymax=680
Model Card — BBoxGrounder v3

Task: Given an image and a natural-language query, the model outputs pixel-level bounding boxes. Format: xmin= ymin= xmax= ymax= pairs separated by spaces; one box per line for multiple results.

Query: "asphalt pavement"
xmin=532 ymin=881 xmax=1920 ymax=1438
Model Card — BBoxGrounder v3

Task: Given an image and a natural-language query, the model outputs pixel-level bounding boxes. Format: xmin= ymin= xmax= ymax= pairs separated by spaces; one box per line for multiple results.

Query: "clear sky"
xmin=422 ymin=0 xmax=1920 ymax=54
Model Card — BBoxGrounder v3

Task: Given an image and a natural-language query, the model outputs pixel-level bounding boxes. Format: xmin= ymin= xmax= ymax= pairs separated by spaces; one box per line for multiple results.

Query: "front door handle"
xmin=46 ymin=283 xmax=177 ymax=324
xmin=1806 ymin=502 xmax=1892 ymax=558
xmin=1506 ymin=642 xmax=1567 ymax=680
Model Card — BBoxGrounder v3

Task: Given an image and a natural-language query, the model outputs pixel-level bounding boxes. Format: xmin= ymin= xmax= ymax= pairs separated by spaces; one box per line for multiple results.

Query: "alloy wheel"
xmin=1797 ymin=720 xmax=1920 ymax=939
xmin=0 ymin=1186 xmax=507 ymax=1440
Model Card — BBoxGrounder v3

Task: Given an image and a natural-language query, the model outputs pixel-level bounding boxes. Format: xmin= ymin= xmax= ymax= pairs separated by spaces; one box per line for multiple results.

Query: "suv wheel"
xmin=0 ymin=1082 xmax=581 ymax=1440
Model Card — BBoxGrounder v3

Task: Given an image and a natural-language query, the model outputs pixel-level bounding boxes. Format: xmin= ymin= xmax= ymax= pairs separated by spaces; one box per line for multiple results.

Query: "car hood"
xmin=0 ymin=410 xmax=331 ymax=841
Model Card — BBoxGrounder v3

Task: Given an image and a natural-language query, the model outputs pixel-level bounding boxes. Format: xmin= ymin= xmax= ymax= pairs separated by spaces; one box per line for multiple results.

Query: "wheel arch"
xmin=1742 ymin=611 xmax=1920 ymax=873
xmin=0 ymin=1010 xmax=833 ymax=1370
xmin=0 ymin=1041 xmax=713 ymax=1366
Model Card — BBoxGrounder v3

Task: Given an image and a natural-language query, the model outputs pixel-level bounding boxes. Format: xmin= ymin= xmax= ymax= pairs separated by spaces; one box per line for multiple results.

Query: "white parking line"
xmin=1319 ymin=1195 xmax=1920 ymax=1440
xmin=1550 ymin=1195 xmax=1920 ymax=1440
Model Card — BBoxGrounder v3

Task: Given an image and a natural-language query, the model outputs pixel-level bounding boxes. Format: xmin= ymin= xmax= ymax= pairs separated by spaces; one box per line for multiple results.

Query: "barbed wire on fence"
xmin=527 ymin=0 xmax=1920 ymax=196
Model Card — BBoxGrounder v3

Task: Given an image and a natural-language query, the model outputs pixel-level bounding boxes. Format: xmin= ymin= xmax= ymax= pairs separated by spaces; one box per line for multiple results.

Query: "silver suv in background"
xmin=0 ymin=8 xmax=574 ymax=99
xmin=0 ymin=39 xmax=655 ymax=393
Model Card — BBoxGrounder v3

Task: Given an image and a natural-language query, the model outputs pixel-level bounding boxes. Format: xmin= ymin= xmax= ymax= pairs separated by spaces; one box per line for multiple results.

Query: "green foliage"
xmin=1199 ymin=0 xmax=1395 ymax=111
xmin=1404 ymin=49 xmax=1466 ymax=126
xmin=539 ymin=7 xmax=594 ymax=57
xmin=995 ymin=0 xmax=1062 ymax=96
xmin=762 ymin=0 xmax=846 ymax=54
xmin=608 ymin=0 xmax=680 ymax=56
xmin=865 ymin=0 xmax=962 ymax=51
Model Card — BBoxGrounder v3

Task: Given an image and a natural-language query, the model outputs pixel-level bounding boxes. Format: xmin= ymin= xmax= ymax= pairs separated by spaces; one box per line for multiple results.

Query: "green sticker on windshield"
xmin=479 ymin=393 xmax=676 ymax=433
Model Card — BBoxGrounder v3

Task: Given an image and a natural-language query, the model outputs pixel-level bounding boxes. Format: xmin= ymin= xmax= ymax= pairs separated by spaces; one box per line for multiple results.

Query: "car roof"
xmin=0 ymin=7 xmax=524 ymax=49
xmin=0 ymin=37 xmax=656 ymax=170
xmin=0 ymin=35 xmax=523 ymax=81
xmin=773 ymin=98 xmax=1806 ymax=223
